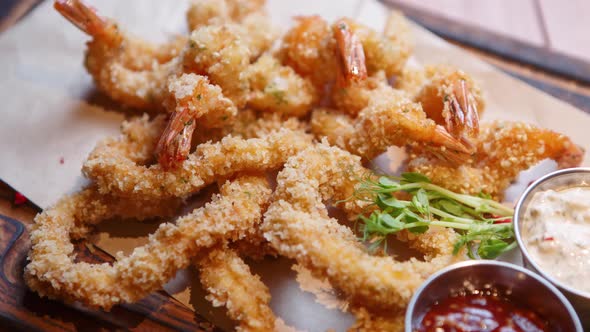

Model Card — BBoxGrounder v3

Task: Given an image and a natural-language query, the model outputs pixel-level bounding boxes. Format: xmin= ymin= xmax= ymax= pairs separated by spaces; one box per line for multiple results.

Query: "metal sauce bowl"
xmin=514 ymin=167 xmax=590 ymax=328
xmin=405 ymin=260 xmax=582 ymax=332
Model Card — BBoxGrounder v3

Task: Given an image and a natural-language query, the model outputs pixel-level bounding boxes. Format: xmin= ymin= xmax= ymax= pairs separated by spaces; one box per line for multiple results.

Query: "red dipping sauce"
xmin=417 ymin=293 xmax=549 ymax=332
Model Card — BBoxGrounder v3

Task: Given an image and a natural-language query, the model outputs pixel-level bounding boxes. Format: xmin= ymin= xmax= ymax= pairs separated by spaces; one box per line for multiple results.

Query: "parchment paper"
xmin=2 ymin=0 xmax=590 ymax=331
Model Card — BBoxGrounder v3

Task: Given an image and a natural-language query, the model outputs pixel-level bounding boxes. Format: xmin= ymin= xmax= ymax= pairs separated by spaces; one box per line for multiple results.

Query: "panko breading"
xmin=83 ymin=115 xmax=311 ymax=199
xmin=311 ymin=92 xmax=470 ymax=161
xmin=54 ymin=0 xmax=187 ymax=110
xmin=25 ymin=175 xmax=271 ymax=309
xmin=37 ymin=2 xmax=586 ymax=330
xmin=399 ymin=65 xmax=485 ymax=145
xmin=247 ymin=54 xmax=318 ymax=117
xmin=156 ymin=73 xmax=238 ymax=169
xmin=198 ymin=248 xmax=276 ymax=331
xmin=262 ymin=143 xmax=462 ymax=312
xmin=408 ymin=121 xmax=585 ymax=199
xmin=186 ymin=0 xmax=266 ymax=31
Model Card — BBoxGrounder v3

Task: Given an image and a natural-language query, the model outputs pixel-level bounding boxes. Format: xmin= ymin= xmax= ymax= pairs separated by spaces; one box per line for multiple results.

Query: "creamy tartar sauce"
xmin=523 ymin=187 xmax=590 ymax=293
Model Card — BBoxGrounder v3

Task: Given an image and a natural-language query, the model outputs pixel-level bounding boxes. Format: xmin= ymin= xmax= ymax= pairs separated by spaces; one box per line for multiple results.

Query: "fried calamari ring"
xmin=25 ymin=175 xmax=271 ymax=309
xmin=83 ymin=115 xmax=312 ymax=199
xmin=197 ymin=247 xmax=277 ymax=331
xmin=262 ymin=143 xmax=461 ymax=312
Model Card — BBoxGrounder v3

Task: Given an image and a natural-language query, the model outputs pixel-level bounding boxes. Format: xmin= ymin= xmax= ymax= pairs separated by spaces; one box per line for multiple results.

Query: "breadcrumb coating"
xmin=186 ymin=0 xmax=266 ymax=31
xmin=247 ymin=54 xmax=318 ymax=117
xmin=399 ymin=65 xmax=485 ymax=144
xmin=263 ymin=143 xmax=460 ymax=312
xmin=408 ymin=121 xmax=585 ymax=198
xmin=311 ymin=92 xmax=469 ymax=161
xmin=198 ymin=247 xmax=276 ymax=331
xmin=348 ymin=307 xmax=404 ymax=332
xmin=277 ymin=15 xmax=338 ymax=89
xmin=331 ymin=71 xmax=391 ymax=116
xmin=25 ymin=175 xmax=271 ymax=309
xmin=341 ymin=12 xmax=412 ymax=77
xmin=156 ymin=73 xmax=239 ymax=169
xmin=54 ymin=0 xmax=186 ymax=110
xmin=83 ymin=115 xmax=312 ymax=199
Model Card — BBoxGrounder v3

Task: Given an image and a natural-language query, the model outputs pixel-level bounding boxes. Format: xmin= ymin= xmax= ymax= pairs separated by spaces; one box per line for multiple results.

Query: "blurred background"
xmin=1 ymin=0 xmax=589 ymax=109
xmin=388 ymin=0 xmax=588 ymax=60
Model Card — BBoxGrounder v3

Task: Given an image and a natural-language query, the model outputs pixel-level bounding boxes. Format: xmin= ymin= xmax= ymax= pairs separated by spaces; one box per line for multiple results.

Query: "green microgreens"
xmin=351 ymin=172 xmax=515 ymax=259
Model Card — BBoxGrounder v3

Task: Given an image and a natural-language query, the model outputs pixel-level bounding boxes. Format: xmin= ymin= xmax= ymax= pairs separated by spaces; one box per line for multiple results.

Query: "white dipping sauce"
xmin=523 ymin=187 xmax=590 ymax=294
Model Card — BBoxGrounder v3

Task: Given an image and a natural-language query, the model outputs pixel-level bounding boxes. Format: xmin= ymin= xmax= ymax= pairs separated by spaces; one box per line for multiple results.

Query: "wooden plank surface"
xmin=394 ymin=0 xmax=546 ymax=46
xmin=538 ymin=0 xmax=590 ymax=61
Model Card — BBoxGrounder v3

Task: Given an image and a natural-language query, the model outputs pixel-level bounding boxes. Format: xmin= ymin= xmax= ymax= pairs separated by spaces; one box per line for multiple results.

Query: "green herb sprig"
xmin=352 ymin=173 xmax=515 ymax=259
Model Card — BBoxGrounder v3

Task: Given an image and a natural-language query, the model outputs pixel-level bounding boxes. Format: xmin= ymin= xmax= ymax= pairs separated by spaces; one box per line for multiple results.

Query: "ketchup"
xmin=417 ymin=293 xmax=549 ymax=332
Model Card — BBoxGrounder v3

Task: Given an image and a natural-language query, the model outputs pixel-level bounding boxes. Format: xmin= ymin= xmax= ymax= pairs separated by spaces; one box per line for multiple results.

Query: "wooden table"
xmin=1 ymin=1 xmax=589 ymax=331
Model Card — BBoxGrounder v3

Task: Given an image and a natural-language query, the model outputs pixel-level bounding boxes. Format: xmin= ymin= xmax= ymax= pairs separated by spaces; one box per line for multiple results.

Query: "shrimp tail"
xmin=333 ymin=19 xmax=367 ymax=86
xmin=155 ymin=108 xmax=196 ymax=170
xmin=556 ymin=143 xmax=585 ymax=169
xmin=433 ymin=125 xmax=475 ymax=155
xmin=445 ymin=79 xmax=480 ymax=139
xmin=54 ymin=0 xmax=107 ymax=37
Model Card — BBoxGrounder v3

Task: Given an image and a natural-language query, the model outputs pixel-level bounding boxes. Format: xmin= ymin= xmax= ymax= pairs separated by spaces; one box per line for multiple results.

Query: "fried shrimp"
xmin=398 ymin=66 xmax=485 ymax=145
xmin=83 ymin=115 xmax=312 ymax=199
xmin=186 ymin=0 xmax=277 ymax=58
xmin=183 ymin=24 xmax=252 ymax=108
xmin=54 ymin=0 xmax=184 ymax=110
xmin=277 ymin=15 xmax=338 ymax=89
xmin=278 ymin=12 xmax=411 ymax=90
xmin=408 ymin=121 xmax=585 ymax=198
xmin=311 ymin=91 xmax=470 ymax=161
xmin=262 ymin=143 xmax=460 ymax=312
xmin=310 ymin=108 xmax=355 ymax=149
xmin=247 ymin=54 xmax=318 ymax=117
xmin=331 ymin=72 xmax=391 ymax=116
xmin=342 ymin=12 xmax=412 ymax=77
xmin=333 ymin=19 xmax=368 ymax=86
xmin=186 ymin=0 xmax=266 ymax=31
xmin=197 ymin=247 xmax=276 ymax=332
xmin=156 ymin=74 xmax=238 ymax=169
xmin=25 ymin=175 xmax=271 ymax=309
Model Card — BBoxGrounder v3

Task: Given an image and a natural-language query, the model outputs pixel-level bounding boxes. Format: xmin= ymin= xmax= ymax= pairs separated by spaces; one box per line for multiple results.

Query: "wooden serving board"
xmin=0 ymin=181 xmax=220 ymax=331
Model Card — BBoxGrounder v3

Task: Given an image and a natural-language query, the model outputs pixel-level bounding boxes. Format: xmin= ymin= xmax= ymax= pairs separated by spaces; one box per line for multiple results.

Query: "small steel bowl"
xmin=514 ymin=167 xmax=590 ymax=328
xmin=405 ymin=260 xmax=582 ymax=332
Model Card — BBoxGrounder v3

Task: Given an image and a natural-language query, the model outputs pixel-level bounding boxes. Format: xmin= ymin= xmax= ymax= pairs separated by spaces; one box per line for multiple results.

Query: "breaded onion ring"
xmin=197 ymin=247 xmax=277 ymax=331
xmin=262 ymin=143 xmax=461 ymax=312
xmin=83 ymin=115 xmax=311 ymax=199
xmin=25 ymin=175 xmax=271 ymax=309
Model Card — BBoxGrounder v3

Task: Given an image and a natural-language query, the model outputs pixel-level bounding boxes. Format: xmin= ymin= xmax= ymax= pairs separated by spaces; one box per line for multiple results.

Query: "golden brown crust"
xmin=25 ymin=175 xmax=271 ymax=309
xmin=198 ymin=247 xmax=276 ymax=331
xmin=262 ymin=143 xmax=461 ymax=312
xmin=83 ymin=115 xmax=312 ymax=199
